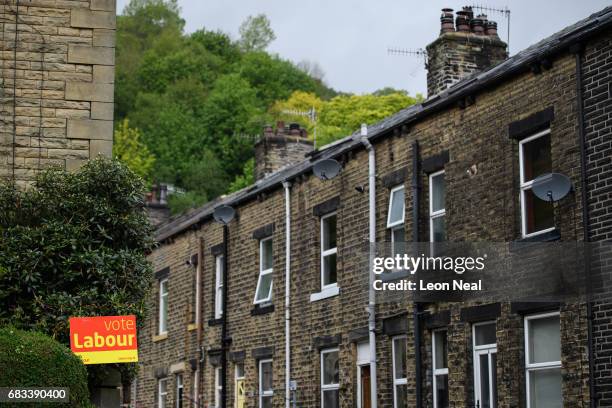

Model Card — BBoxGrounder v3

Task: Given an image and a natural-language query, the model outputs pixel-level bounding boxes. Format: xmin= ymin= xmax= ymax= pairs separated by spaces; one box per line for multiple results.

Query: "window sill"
xmin=187 ymin=323 xmax=199 ymax=331
xmin=511 ymin=228 xmax=560 ymax=251
xmin=251 ymin=304 xmax=275 ymax=316
xmin=380 ymin=269 xmax=411 ymax=282
xmin=208 ymin=318 xmax=223 ymax=327
xmin=152 ymin=333 xmax=168 ymax=342
xmin=310 ymin=285 xmax=340 ymax=302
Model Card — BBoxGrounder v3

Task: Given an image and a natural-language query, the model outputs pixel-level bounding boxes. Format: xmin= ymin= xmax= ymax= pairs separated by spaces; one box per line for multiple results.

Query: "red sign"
xmin=69 ymin=315 xmax=138 ymax=364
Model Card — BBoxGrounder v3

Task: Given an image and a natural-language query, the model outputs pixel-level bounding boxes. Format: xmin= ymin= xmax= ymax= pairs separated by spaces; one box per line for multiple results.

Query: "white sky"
xmin=116 ymin=0 xmax=610 ymax=96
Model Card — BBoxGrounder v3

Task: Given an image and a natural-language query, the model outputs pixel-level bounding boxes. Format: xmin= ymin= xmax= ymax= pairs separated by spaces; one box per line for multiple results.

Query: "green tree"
xmin=0 ymin=158 xmax=154 ymax=386
xmin=238 ymin=14 xmax=276 ymax=52
xmin=228 ymin=158 xmax=255 ymax=193
xmin=113 ymin=119 xmax=156 ymax=179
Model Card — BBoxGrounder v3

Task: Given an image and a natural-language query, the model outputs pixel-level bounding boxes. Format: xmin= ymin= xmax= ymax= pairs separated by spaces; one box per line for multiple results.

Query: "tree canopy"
xmin=115 ymin=0 xmax=421 ymax=213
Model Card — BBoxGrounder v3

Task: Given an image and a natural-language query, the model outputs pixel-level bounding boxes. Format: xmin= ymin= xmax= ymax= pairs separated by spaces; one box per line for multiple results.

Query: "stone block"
xmin=70 ymin=9 xmax=115 ymax=29
xmin=65 ymin=82 xmax=113 ymax=102
xmin=66 ymin=159 xmax=86 ymax=171
xmin=90 ymin=139 xmax=112 ymax=158
xmin=90 ymin=0 xmax=116 ymax=12
xmin=68 ymin=44 xmax=114 ymax=66
xmin=67 ymin=119 xmax=113 ymax=140
xmin=91 ymin=102 xmax=114 ymax=120
xmin=92 ymin=29 xmax=115 ymax=47
xmin=93 ymin=65 xmax=114 ymax=83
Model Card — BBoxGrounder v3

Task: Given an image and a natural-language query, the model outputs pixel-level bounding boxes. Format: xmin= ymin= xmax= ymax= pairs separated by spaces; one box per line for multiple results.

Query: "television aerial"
xmin=313 ymin=159 xmax=342 ymax=181
xmin=532 ymin=173 xmax=573 ymax=202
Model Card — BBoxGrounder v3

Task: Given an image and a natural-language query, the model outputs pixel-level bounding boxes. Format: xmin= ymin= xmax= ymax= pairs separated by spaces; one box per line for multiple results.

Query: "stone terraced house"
xmin=136 ymin=6 xmax=612 ymax=408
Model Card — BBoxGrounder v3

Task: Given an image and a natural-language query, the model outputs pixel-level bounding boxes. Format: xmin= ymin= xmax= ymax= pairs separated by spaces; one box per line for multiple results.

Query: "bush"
xmin=0 ymin=327 xmax=92 ymax=407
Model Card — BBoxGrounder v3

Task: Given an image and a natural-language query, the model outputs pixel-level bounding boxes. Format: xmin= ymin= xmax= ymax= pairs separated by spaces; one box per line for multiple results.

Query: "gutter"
xmin=221 ymin=225 xmax=229 ymax=408
xmin=195 ymin=236 xmax=203 ymax=407
xmin=572 ymin=43 xmax=597 ymax=408
xmin=360 ymin=125 xmax=378 ymax=408
xmin=411 ymin=141 xmax=423 ymax=408
xmin=282 ymin=181 xmax=292 ymax=408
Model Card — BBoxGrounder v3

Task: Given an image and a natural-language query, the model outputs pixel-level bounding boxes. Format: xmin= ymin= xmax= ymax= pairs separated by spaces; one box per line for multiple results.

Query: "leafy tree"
xmin=113 ymin=119 xmax=156 ymax=180
xmin=238 ymin=14 xmax=276 ymax=52
xmin=228 ymin=158 xmax=255 ymax=193
xmin=0 ymin=158 xmax=153 ymax=387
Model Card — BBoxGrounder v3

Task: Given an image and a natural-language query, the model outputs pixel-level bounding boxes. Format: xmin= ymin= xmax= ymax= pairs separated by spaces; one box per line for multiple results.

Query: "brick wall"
xmin=0 ymin=0 xmax=116 ymax=186
xmin=136 ymin=43 xmax=596 ymax=408
xmin=583 ymin=28 xmax=612 ymax=407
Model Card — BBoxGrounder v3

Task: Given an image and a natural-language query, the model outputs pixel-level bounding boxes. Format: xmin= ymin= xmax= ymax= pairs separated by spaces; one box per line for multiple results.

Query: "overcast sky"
xmin=116 ymin=0 xmax=610 ymax=96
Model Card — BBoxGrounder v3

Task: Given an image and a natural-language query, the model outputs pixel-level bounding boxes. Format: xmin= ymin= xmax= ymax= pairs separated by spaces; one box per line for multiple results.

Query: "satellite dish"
xmin=313 ymin=159 xmax=342 ymax=181
xmin=213 ymin=205 xmax=235 ymax=225
xmin=532 ymin=173 xmax=573 ymax=202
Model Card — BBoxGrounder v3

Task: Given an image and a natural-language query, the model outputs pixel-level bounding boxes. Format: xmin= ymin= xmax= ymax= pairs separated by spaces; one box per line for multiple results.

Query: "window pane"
xmin=475 ymin=323 xmax=496 ymax=346
xmin=388 ymin=187 xmax=405 ymax=225
xmin=256 ymin=273 xmax=273 ymax=301
xmin=522 ymin=134 xmax=552 ymax=182
xmin=323 ymin=215 xmax=337 ymax=250
xmin=479 ymin=354 xmax=491 ymax=408
xmin=323 ymin=253 xmax=337 ymax=286
xmin=262 ymin=396 xmax=273 ymax=408
xmin=236 ymin=363 xmax=244 ymax=378
xmin=434 ymin=331 xmax=448 ymax=369
xmin=528 ymin=315 xmax=561 ymax=364
xmin=523 ymin=189 xmax=554 ymax=235
xmin=262 ymin=239 xmax=273 ymax=270
xmin=435 ymin=374 xmax=449 ymax=408
xmin=261 ymin=361 xmax=273 ymax=391
xmin=323 ymin=389 xmax=339 ymax=408
xmin=322 ymin=351 xmax=339 ymax=385
xmin=392 ymin=227 xmax=405 ymax=256
xmin=431 ymin=173 xmax=445 ymax=212
xmin=393 ymin=338 xmax=407 ymax=379
xmin=432 ymin=216 xmax=446 ymax=243
xmin=529 ymin=368 xmax=562 ymax=408
xmin=395 ymin=384 xmax=407 ymax=408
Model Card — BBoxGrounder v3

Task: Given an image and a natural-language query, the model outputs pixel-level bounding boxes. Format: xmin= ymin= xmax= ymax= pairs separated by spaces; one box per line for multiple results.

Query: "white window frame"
xmin=429 ymin=170 xmax=446 ymax=243
xmin=321 ymin=348 xmax=340 ymax=408
xmin=519 ymin=129 xmax=555 ymax=238
xmin=254 ymin=237 xmax=274 ymax=304
xmin=387 ymin=185 xmax=405 ymax=258
xmin=320 ymin=212 xmax=338 ymax=290
xmin=214 ymin=367 xmax=222 ymax=408
xmin=175 ymin=374 xmax=183 ymax=408
xmin=524 ymin=311 xmax=562 ymax=408
xmin=214 ymin=255 xmax=224 ymax=319
xmin=158 ymin=278 xmax=168 ymax=335
xmin=158 ymin=377 xmax=168 ymax=408
xmin=259 ymin=359 xmax=274 ymax=408
xmin=472 ymin=322 xmax=497 ymax=408
xmin=392 ymin=336 xmax=408 ymax=408
xmin=432 ymin=329 xmax=449 ymax=408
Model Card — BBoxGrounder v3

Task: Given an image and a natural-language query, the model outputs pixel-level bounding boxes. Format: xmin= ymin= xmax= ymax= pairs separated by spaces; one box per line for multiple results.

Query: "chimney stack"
xmin=254 ymin=122 xmax=313 ymax=181
xmin=427 ymin=6 xmax=507 ymax=96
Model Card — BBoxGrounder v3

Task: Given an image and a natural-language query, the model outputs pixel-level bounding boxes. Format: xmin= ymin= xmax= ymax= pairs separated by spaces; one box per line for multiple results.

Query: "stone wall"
xmin=0 ymin=0 xmax=116 ymax=186
xmin=254 ymin=123 xmax=313 ymax=181
xmin=136 ymin=44 xmax=594 ymax=408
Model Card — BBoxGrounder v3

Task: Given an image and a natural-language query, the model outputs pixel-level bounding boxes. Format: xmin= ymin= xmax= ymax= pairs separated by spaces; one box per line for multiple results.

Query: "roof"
xmin=156 ymin=6 xmax=612 ymax=243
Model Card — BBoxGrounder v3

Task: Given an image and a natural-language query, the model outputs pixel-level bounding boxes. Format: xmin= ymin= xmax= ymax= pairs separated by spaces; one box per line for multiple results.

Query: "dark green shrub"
xmin=0 ymin=327 xmax=92 ymax=407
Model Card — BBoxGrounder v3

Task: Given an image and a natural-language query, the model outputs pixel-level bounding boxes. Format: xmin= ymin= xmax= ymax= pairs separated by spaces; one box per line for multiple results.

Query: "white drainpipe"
xmin=282 ymin=180 xmax=292 ymax=408
xmin=360 ymin=124 xmax=378 ymax=408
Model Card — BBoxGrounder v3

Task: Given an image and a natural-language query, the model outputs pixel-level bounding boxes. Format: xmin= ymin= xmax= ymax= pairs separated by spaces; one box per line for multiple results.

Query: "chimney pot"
xmin=264 ymin=124 xmax=273 ymax=135
xmin=456 ymin=12 xmax=470 ymax=32
xmin=276 ymin=121 xmax=285 ymax=135
xmin=440 ymin=8 xmax=455 ymax=33
xmin=289 ymin=123 xmax=301 ymax=135
xmin=486 ymin=20 xmax=498 ymax=37
xmin=462 ymin=6 xmax=474 ymax=20
xmin=471 ymin=17 xmax=485 ymax=35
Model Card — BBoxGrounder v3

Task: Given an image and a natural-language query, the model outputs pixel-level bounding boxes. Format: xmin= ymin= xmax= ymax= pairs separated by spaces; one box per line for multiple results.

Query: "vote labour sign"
xmin=69 ymin=315 xmax=138 ymax=365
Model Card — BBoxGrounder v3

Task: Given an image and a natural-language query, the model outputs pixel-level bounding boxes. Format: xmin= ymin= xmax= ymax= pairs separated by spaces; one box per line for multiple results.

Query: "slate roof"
xmin=156 ymin=6 xmax=612 ymax=243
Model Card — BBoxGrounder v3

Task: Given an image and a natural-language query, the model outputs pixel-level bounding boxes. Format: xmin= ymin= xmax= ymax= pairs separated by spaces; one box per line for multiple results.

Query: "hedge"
xmin=0 ymin=327 xmax=92 ymax=407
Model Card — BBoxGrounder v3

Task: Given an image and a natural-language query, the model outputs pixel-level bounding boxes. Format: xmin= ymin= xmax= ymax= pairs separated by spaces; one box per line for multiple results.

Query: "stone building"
xmin=0 ymin=0 xmax=116 ymax=187
xmin=136 ymin=6 xmax=612 ymax=408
